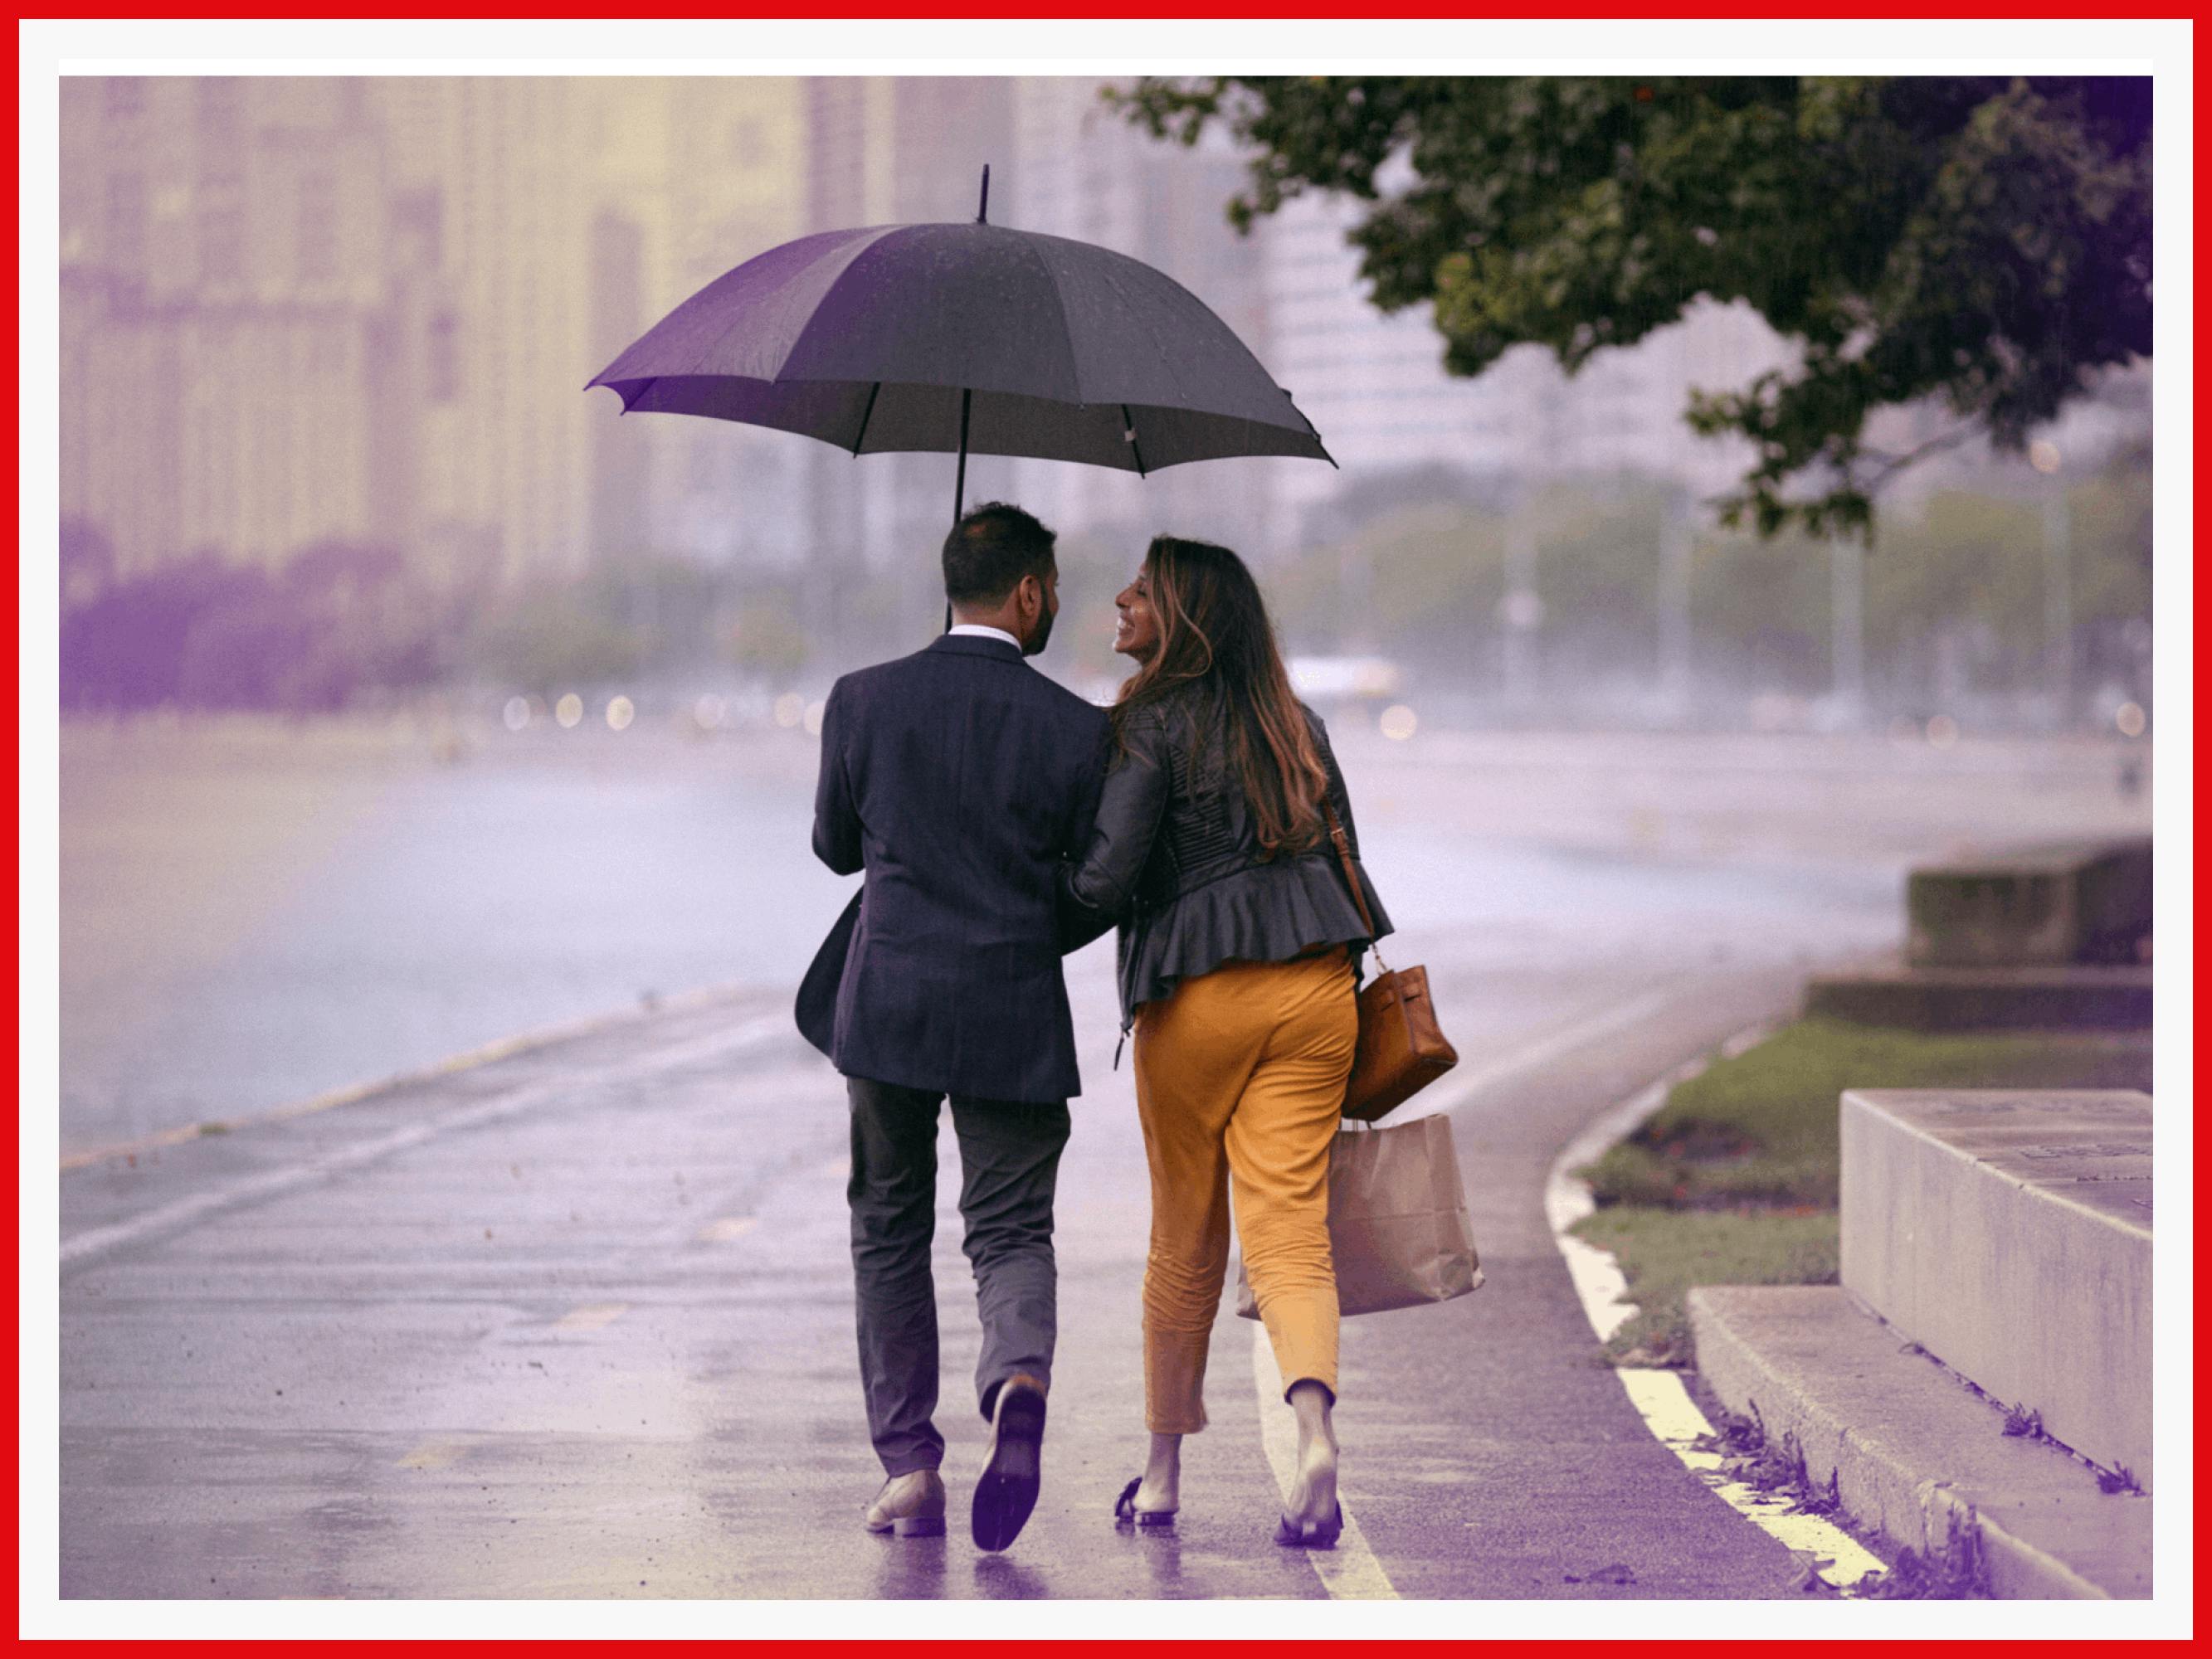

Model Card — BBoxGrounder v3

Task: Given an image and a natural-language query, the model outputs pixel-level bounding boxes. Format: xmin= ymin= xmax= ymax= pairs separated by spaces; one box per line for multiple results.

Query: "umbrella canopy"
xmin=585 ymin=218 xmax=1332 ymax=477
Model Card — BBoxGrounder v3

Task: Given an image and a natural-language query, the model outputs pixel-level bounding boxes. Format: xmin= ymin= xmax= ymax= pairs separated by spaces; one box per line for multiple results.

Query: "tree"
xmin=1116 ymin=76 xmax=2151 ymax=539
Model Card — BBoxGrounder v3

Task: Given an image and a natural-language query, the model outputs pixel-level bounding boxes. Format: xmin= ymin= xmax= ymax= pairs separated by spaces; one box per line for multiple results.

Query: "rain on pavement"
xmin=57 ymin=719 xmax=2150 ymax=1598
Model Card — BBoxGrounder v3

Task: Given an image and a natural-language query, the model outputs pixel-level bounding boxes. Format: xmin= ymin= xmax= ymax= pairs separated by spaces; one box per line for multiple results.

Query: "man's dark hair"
xmin=943 ymin=502 xmax=1056 ymax=608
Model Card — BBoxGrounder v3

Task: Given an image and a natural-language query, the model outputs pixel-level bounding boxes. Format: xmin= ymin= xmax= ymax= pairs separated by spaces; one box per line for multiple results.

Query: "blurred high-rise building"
xmin=368 ymin=77 xmax=602 ymax=585
xmin=59 ymin=76 xmax=820 ymax=591
xmin=1259 ymin=186 xmax=1792 ymax=540
xmin=1004 ymin=79 xmax=1289 ymax=564
xmin=799 ymin=77 xmax=1015 ymax=657
xmin=60 ymin=77 xmax=412 ymax=576
xmin=69 ymin=73 xmax=2090 ymax=624
xmin=647 ymin=78 xmax=810 ymax=573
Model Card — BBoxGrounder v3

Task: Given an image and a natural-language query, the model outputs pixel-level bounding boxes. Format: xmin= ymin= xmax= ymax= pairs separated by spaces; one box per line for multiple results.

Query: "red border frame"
xmin=12 ymin=14 xmax=2195 ymax=1646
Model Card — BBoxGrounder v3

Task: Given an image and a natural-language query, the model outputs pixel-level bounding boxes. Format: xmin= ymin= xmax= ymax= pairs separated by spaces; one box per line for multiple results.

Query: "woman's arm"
xmin=1059 ymin=718 xmax=1170 ymax=927
xmin=1308 ymin=708 xmax=1362 ymax=859
xmin=1307 ymin=707 xmax=1392 ymax=970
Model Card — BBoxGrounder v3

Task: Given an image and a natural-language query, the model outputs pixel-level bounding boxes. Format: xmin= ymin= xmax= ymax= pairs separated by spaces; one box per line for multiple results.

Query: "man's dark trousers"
xmin=848 ymin=1075 xmax=1071 ymax=1477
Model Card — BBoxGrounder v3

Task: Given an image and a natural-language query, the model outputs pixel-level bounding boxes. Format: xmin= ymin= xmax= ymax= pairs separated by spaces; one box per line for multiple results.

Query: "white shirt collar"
xmin=947 ymin=623 xmax=1024 ymax=653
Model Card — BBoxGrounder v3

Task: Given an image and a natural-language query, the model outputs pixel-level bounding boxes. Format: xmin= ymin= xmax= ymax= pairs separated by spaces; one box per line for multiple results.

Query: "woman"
xmin=1061 ymin=536 xmax=1392 ymax=1549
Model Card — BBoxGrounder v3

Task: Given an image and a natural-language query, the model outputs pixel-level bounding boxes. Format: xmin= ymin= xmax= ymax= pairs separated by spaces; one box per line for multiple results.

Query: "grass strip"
xmin=1571 ymin=1017 xmax=2151 ymax=1365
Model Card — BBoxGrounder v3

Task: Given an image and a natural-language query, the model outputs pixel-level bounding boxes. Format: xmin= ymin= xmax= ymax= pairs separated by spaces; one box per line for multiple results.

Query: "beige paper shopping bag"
xmin=1236 ymin=1112 xmax=1484 ymax=1320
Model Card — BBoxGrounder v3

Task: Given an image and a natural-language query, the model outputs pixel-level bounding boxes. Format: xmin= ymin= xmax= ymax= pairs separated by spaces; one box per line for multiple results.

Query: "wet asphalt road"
xmin=62 ymin=937 xmax=1834 ymax=1599
xmin=56 ymin=730 xmax=2150 ymax=1599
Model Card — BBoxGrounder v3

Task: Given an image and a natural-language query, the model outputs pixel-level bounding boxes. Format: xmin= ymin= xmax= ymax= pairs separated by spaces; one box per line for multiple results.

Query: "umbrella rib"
xmin=850 ymin=382 xmax=882 ymax=456
xmin=1019 ymin=233 xmax=1087 ymax=410
xmin=1120 ymin=405 xmax=1148 ymax=479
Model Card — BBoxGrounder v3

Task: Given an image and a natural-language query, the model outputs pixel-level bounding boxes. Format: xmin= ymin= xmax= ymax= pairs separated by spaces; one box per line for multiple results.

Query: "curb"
xmin=1690 ymin=1283 xmax=2151 ymax=1599
xmin=1542 ymin=1019 xmax=1889 ymax=1593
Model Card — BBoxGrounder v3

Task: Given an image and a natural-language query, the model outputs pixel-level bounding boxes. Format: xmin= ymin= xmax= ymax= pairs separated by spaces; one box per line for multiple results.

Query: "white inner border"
xmin=22 ymin=17 xmax=2193 ymax=1642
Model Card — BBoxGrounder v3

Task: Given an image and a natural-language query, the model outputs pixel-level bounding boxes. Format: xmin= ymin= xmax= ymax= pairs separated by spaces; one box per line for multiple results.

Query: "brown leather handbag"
xmin=1323 ymin=800 xmax=1458 ymax=1122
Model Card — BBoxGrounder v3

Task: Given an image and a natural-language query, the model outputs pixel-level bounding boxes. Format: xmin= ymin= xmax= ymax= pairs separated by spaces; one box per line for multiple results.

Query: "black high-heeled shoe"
xmin=1274 ymin=1500 xmax=1342 ymax=1550
xmin=1113 ymin=1476 xmax=1177 ymax=1530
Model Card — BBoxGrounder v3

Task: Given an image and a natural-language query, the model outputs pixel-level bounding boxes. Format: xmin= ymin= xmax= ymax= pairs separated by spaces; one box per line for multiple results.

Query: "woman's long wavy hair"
xmin=1113 ymin=536 xmax=1330 ymax=860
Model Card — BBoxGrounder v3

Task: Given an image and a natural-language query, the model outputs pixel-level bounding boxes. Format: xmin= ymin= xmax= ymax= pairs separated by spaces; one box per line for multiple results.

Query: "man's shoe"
xmin=971 ymin=1374 xmax=1048 ymax=1552
xmin=864 ymin=1469 xmax=947 ymax=1537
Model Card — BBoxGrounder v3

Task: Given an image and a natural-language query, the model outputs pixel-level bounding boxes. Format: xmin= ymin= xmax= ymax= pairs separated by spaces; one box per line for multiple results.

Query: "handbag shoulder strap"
xmin=1320 ymin=797 xmax=1389 ymax=974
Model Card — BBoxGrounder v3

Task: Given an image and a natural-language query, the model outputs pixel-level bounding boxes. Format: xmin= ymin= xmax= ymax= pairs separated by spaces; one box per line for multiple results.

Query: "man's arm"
xmin=811 ymin=679 xmax=863 ymax=876
xmin=1055 ymin=718 xmax=1114 ymax=953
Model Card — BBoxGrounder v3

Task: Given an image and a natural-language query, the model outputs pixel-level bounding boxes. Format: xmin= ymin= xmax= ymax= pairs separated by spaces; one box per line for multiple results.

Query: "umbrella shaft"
xmin=953 ymin=387 xmax=972 ymax=523
xmin=946 ymin=387 xmax=974 ymax=637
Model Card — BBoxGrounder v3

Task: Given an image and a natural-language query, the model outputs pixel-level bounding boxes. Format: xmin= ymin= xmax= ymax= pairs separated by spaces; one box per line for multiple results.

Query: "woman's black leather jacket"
xmin=1059 ymin=681 xmax=1393 ymax=1044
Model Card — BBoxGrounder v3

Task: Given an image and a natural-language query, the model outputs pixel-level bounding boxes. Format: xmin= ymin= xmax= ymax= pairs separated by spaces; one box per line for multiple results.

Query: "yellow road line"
xmin=396 ymin=1436 xmax=478 ymax=1471
xmin=553 ymin=1302 xmax=628 ymax=1332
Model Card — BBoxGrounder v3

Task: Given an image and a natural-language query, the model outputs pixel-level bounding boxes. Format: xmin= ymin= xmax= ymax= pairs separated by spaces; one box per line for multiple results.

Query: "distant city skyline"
xmin=60 ymin=74 xmax=2144 ymax=595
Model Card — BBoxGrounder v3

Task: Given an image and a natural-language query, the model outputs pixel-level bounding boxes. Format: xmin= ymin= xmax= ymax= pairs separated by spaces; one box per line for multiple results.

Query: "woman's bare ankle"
xmin=1138 ymin=1430 xmax=1182 ymax=1509
xmin=1284 ymin=1382 xmax=1339 ymax=1520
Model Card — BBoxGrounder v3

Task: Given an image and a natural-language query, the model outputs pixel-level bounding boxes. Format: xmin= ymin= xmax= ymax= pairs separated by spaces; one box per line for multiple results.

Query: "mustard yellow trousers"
xmin=1131 ymin=946 xmax=1357 ymax=1435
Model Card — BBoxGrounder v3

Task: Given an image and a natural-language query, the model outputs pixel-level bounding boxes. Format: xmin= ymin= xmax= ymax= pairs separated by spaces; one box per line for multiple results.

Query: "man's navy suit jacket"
xmin=797 ymin=632 xmax=1111 ymax=1104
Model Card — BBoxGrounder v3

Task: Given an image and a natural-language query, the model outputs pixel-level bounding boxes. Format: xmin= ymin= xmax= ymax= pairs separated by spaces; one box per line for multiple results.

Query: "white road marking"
xmin=1250 ymin=1324 xmax=1398 ymax=1601
xmin=60 ymin=1015 xmax=793 ymax=1269
xmin=1543 ymin=1077 xmax=1673 ymax=1340
xmin=1420 ymin=987 xmax=1678 ymax=1117
xmin=1542 ymin=1021 xmax=1890 ymax=1593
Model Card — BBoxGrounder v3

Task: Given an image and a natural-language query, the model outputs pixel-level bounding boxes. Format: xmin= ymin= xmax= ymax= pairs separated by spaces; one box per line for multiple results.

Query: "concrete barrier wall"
xmin=1907 ymin=839 xmax=2151 ymax=968
xmin=1839 ymin=1088 xmax=2152 ymax=1492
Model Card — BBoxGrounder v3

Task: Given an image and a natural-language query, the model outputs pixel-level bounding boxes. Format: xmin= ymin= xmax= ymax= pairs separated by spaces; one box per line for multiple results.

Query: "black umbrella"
xmin=585 ymin=168 xmax=1332 ymax=528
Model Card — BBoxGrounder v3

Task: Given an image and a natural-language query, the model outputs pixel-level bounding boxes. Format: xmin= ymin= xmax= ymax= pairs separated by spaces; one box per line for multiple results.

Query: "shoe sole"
xmin=1274 ymin=1500 xmax=1343 ymax=1550
xmin=865 ymin=1513 xmax=946 ymax=1537
xmin=971 ymin=1389 xmax=1047 ymax=1552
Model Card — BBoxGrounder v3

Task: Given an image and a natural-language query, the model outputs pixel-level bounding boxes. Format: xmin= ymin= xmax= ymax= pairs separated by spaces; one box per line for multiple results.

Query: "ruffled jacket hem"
xmin=1118 ymin=852 xmax=1393 ymax=1021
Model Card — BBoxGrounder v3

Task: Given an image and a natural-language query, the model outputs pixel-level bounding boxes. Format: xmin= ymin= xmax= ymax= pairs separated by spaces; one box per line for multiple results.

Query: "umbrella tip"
xmin=977 ymin=163 xmax=990 ymax=225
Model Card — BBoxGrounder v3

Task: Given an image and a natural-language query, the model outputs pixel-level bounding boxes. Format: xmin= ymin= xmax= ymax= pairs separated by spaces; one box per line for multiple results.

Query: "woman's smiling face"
xmin=1113 ymin=564 xmax=1162 ymax=660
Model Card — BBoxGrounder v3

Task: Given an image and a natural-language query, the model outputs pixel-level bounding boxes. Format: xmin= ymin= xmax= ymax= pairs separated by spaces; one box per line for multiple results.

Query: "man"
xmin=797 ymin=502 xmax=1109 ymax=1553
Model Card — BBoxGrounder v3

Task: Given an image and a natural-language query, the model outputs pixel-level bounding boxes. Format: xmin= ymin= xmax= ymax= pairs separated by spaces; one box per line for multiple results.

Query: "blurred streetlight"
xmin=1657 ymin=504 xmax=1692 ymax=716
xmin=606 ymin=696 xmax=636 ymax=732
xmin=1830 ymin=541 xmax=1865 ymax=723
xmin=555 ymin=693 xmax=583 ymax=729
xmin=2033 ymin=439 xmax=2073 ymax=723
xmin=772 ymin=693 xmax=805 ymax=729
xmin=1378 ymin=704 xmax=1419 ymax=742
xmin=502 ymin=696 xmax=530 ymax=732
xmin=1498 ymin=517 xmax=1541 ymax=705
